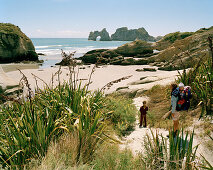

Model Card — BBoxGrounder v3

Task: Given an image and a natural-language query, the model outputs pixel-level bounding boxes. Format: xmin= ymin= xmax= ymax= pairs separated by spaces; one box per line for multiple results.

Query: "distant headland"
xmin=88 ymin=27 xmax=161 ymax=42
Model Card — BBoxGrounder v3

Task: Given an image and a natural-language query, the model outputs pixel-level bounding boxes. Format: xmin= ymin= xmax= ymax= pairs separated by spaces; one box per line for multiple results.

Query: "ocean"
xmin=31 ymin=38 xmax=130 ymax=68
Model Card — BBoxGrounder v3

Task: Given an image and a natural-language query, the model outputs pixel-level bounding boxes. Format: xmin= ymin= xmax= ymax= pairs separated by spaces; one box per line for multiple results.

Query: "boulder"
xmin=0 ymin=23 xmax=38 ymax=63
xmin=115 ymin=40 xmax=153 ymax=57
xmin=81 ymin=49 xmax=121 ymax=64
xmin=88 ymin=28 xmax=111 ymax=41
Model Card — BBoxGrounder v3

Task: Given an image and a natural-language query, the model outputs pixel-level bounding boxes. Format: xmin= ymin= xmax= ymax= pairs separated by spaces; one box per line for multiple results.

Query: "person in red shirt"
xmin=139 ymin=101 xmax=148 ymax=128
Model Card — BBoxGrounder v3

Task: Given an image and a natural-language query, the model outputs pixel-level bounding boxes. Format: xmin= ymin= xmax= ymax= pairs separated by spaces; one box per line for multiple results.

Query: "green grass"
xmin=90 ymin=144 xmax=142 ymax=170
xmin=0 ymin=23 xmax=28 ymax=38
xmin=103 ymin=93 xmax=137 ymax=136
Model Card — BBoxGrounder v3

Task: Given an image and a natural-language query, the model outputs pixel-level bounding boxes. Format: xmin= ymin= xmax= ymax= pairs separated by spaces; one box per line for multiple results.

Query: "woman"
xmin=170 ymin=83 xmax=180 ymax=136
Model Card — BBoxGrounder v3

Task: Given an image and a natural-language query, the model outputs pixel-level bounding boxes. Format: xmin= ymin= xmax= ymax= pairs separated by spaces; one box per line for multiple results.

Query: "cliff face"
xmin=0 ymin=23 xmax=38 ymax=63
xmin=88 ymin=28 xmax=111 ymax=41
xmin=111 ymin=27 xmax=155 ymax=41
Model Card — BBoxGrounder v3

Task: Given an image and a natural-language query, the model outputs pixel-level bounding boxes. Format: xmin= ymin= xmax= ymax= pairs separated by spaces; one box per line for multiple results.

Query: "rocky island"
xmin=88 ymin=27 xmax=156 ymax=41
xmin=0 ymin=23 xmax=38 ymax=63
xmin=88 ymin=28 xmax=111 ymax=41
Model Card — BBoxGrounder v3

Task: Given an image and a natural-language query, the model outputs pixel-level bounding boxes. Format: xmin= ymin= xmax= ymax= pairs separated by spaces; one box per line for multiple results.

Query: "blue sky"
xmin=1 ymin=0 xmax=213 ymax=38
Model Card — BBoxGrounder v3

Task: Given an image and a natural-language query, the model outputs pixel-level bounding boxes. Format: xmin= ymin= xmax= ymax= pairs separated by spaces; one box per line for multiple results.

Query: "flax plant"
xmin=0 ymin=51 xmax=107 ymax=169
xmin=143 ymin=129 xmax=199 ymax=170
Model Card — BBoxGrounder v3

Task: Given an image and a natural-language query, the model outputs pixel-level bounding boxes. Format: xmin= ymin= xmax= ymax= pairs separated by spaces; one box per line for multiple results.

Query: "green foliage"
xmin=163 ymin=31 xmax=193 ymax=43
xmin=81 ymin=54 xmax=97 ymax=64
xmin=142 ymin=129 xmax=199 ymax=169
xmin=192 ymin=56 xmax=212 ymax=117
xmin=104 ymin=94 xmax=136 ymax=136
xmin=0 ymin=66 xmax=106 ymax=168
xmin=0 ymin=23 xmax=27 ymax=37
xmin=177 ymin=38 xmax=213 ymax=117
xmin=91 ymin=144 xmax=140 ymax=170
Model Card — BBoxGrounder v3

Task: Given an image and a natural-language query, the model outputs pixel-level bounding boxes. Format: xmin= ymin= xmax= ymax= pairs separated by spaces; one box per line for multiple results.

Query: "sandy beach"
xmin=2 ymin=64 xmax=181 ymax=94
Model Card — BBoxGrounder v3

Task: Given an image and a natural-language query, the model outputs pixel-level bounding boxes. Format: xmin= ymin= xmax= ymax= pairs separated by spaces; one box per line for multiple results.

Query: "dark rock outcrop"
xmin=115 ymin=40 xmax=153 ymax=57
xmin=80 ymin=40 xmax=153 ymax=65
xmin=0 ymin=23 xmax=38 ymax=63
xmin=111 ymin=27 xmax=155 ymax=41
xmin=88 ymin=28 xmax=111 ymax=41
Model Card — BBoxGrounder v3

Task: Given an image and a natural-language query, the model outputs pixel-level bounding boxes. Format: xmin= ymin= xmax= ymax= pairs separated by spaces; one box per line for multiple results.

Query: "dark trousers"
xmin=140 ymin=114 xmax=147 ymax=127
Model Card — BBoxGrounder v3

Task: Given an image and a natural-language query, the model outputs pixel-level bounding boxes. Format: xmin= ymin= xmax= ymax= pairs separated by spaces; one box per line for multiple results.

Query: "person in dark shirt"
xmin=139 ymin=101 xmax=148 ymax=128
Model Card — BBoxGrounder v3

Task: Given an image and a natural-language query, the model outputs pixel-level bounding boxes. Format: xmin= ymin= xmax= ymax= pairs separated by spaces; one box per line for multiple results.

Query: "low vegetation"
xmin=104 ymin=93 xmax=137 ymax=136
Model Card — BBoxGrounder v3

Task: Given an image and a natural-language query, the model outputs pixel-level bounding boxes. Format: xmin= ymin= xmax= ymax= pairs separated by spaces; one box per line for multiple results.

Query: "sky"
xmin=1 ymin=0 xmax=213 ymax=38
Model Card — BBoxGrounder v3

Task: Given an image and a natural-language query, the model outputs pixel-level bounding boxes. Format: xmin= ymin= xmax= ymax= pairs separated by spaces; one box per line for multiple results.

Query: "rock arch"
xmin=88 ymin=28 xmax=111 ymax=41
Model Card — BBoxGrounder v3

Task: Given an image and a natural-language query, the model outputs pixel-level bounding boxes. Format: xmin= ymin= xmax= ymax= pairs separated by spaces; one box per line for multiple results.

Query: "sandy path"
xmin=119 ymin=96 xmax=168 ymax=156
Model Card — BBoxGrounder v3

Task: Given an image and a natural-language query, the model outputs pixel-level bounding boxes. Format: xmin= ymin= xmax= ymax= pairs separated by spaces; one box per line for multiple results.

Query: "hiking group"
xmin=139 ymin=82 xmax=192 ymax=136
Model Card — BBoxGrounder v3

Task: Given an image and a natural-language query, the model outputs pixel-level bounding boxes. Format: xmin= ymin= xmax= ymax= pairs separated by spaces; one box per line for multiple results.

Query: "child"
xmin=139 ymin=101 xmax=148 ymax=128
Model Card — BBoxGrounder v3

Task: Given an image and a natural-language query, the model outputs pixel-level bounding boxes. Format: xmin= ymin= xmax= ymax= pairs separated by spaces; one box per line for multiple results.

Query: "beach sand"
xmin=3 ymin=64 xmax=181 ymax=94
xmin=1 ymin=63 xmax=39 ymax=73
xmin=0 ymin=63 xmax=39 ymax=89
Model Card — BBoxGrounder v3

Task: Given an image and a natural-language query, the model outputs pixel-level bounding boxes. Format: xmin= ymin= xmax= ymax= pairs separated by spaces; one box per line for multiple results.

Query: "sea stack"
xmin=88 ymin=28 xmax=111 ymax=41
xmin=88 ymin=27 xmax=156 ymax=41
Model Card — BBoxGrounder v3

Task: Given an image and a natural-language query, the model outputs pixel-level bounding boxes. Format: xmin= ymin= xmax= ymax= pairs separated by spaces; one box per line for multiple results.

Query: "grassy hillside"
xmin=155 ymin=31 xmax=194 ymax=50
xmin=151 ymin=26 xmax=213 ymax=70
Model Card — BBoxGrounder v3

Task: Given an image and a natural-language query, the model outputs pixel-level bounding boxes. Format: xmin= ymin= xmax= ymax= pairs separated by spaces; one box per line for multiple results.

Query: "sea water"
xmin=31 ymin=38 xmax=130 ymax=68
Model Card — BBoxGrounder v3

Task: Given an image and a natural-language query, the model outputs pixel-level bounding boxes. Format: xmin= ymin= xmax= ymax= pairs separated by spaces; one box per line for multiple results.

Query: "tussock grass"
xmin=90 ymin=144 xmax=142 ymax=170
xmin=104 ymin=93 xmax=137 ymax=136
